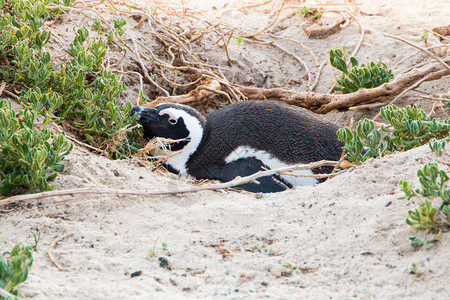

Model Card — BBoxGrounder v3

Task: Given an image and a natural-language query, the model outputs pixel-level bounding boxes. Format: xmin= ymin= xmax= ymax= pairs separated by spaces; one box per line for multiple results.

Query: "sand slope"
xmin=2 ymin=145 xmax=449 ymax=299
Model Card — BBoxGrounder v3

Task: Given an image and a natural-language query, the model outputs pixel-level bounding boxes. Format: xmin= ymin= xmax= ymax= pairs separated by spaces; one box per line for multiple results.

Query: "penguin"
xmin=130 ymin=100 xmax=344 ymax=193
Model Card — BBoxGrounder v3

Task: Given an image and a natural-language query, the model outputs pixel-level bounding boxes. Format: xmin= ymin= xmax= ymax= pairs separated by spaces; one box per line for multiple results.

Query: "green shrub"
xmin=0 ymin=99 xmax=72 ymax=195
xmin=330 ymin=47 xmax=394 ymax=93
xmin=298 ymin=6 xmax=321 ymax=20
xmin=400 ymin=163 xmax=450 ymax=233
xmin=337 ymin=104 xmax=450 ymax=164
xmin=0 ymin=243 xmax=33 ymax=298
xmin=0 ymin=0 xmax=138 ymax=156
xmin=406 ymin=200 xmax=439 ymax=231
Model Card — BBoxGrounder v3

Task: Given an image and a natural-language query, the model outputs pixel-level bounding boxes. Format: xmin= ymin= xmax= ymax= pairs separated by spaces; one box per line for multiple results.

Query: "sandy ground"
xmin=1 ymin=0 xmax=450 ymax=299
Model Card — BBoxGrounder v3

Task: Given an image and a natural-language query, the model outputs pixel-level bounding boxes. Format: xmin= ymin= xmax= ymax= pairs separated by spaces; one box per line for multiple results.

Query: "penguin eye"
xmin=168 ymin=118 xmax=178 ymax=125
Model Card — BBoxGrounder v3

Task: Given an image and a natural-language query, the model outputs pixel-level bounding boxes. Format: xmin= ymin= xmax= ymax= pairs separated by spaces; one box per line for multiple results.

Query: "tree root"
xmin=302 ymin=16 xmax=346 ymax=39
xmin=143 ymin=61 xmax=450 ymax=114
xmin=142 ymin=79 xmax=223 ymax=107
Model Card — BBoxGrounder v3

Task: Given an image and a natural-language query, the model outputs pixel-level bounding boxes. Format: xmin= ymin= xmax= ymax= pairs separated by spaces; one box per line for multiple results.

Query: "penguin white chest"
xmin=225 ymin=146 xmax=318 ymax=186
xmin=161 ymin=108 xmax=204 ymax=176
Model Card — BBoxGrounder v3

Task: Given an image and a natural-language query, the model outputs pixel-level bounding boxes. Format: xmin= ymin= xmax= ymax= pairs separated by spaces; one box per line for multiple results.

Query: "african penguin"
xmin=130 ymin=100 xmax=344 ymax=193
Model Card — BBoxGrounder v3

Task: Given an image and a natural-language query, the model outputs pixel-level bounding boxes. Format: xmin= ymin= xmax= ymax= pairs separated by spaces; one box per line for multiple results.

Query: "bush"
xmin=0 ymin=0 xmax=137 ymax=156
xmin=0 ymin=99 xmax=72 ymax=195
xmin=0 ymin=243 xmax=33 ymax=298
xmin=337 ymin=104 xmax=450 ymax=164
xmin=400 ymin=163 xmax=450 ymax=234
xmin=330 ymin=47 xmax=393 ymax=93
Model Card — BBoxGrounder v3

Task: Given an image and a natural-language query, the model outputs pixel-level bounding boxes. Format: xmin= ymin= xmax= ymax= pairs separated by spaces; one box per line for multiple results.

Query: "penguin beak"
xmin=130 ymin=106 xmax=160 ymax=123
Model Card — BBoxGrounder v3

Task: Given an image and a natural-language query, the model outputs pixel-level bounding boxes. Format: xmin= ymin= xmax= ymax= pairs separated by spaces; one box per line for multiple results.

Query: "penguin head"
xmin=131 ymin=103 xmax=207 ymax=174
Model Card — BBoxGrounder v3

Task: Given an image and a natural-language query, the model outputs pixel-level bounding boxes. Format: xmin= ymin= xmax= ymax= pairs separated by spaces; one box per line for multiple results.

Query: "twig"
xmin=1 ymin=88 xmax=19 ymax=99
xmin=311 ymin=58 xmax=327 ymax=91
xmin=279 ymin=169 xmax=347 ymax=178
xmin=385 ymin=34 xmax=450 ymax=72
xmin=146 ymin=79 xmax=223 ymax=107
xmin=202 ymin=85 xmax=232 ymax=103
xmin=372 ymin=72 xmax=436 ymax=121
xmin=113 ymin=70 xmax=144 ymax=106
xmin=271 ymin=42 xmax=312 ymax=88
xmin=47 ymin=233 xmax=74 ymax=271
xmin=242 ymin=0 xmax=286 ymax=38
xmin=348 ymin=102 xmax=385 ymax=111
xmin=0 ymin=287 xmax=17 ymax=299
xmin=50 ymin=123 xmax=107 ymax=155
xmin=215 ymin=0 xmax=272 ymax=18
xmin=0 ymin=81 xmax=6 ymax=96
xmin=347 ymin=9 xmax=365 ymax=59
xmin=437 ymin=159 xmax=450 ymax=166
xmin=0 ymin=160 xmax=339 ymax=206
xmin=326 ymin=150 xmax=347 ymax=181
xmin=326 ymin=117 xmax=353 ymax=181
xmin=131 ymin=38 xmax=170 ymax=97
xmin=424 ymin=31 xmax=450 ymax=58
xmin=262 ymin=33 xmax=319 ymax=65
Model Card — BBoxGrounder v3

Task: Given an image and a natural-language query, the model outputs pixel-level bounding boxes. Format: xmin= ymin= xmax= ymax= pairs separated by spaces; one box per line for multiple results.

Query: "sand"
xmin=1 ymin=0 xmax=450 ymax=299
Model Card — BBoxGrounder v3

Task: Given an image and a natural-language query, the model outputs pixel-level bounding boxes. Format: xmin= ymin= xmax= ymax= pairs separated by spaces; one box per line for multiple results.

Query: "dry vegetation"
xmin=37 ymin=0 xmax=450 ymax=111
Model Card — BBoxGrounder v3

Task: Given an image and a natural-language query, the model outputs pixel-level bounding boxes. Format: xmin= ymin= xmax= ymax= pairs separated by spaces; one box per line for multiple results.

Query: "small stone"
xmin=159 ymin=257 xmax=172 ymax=270
xmin=131 ymin=270 xmax=142 ymax=278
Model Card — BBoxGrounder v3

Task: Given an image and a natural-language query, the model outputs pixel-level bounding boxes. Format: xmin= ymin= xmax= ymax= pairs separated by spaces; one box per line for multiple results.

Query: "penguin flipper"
xmin=205 ymin=158 xmax=289 ymax=193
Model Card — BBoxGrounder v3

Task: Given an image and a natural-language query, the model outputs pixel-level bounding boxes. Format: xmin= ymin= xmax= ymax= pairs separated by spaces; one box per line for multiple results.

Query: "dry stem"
xmin=0 ymin=287 xmax=16 ymax=299
xmin=144 ymin=60 xmax=449 ymax=114
xmin=385 ymin=34 xmax=450 ymax=71
xmin=48 ymin=233 xmax=74 ymax=271
xmin=0 ymin=160 xmax=340 ymax=206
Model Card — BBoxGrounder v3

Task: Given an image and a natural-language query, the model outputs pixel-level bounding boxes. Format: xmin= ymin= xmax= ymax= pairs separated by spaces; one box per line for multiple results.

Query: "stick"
xmin=242 ymin=0 xmax=286 ymax=38
xmin=148 ymin=56 xmax=449 ymax=114
xmin=144 ymin=79 xmax=222 ymax=107
xmin=0 ymin=287 xmax=17 ymax=299
xmin=47 ymin=233 xmax=74 ymax=271
xmin=0 ymin=160 xmax=339 ymax=206
xmin=271 ymin=42 xmax=312 ymax=87
xmin=131 ymin=38 xmax=170 ymax=97
xmin=385 ymin=34 xmax=450 ymax=72
xmin=234 ymin=60 xmax=450 ymax=114
xmin=0 ymin=81 xmax=6 ymax=96
xmin=372 ymin=72 xmax=436 ymax=121
xmin=113 ymin=70 xmax=144 ymax=106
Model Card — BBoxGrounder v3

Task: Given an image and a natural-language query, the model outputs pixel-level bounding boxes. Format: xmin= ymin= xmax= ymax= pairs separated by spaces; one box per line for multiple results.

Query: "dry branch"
xmin=48 ymin=233 xmax=74 ymax=271
xmin=0 ymin=287 xmax=16 ymax=299
xmin=0 ymin=160 xmax=340 ymax=207
xmin=302 ymin=16 xmax=345 ymax=39
xmin=145 ymin=60 xmax=450 ymax=113
xmin=46 ymin=0 xmax=367 ymax=109
xmin=143 ymin=79 xmax=223 ymax=107
xmin=386 ymin=34 xmax=450 ymax=71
